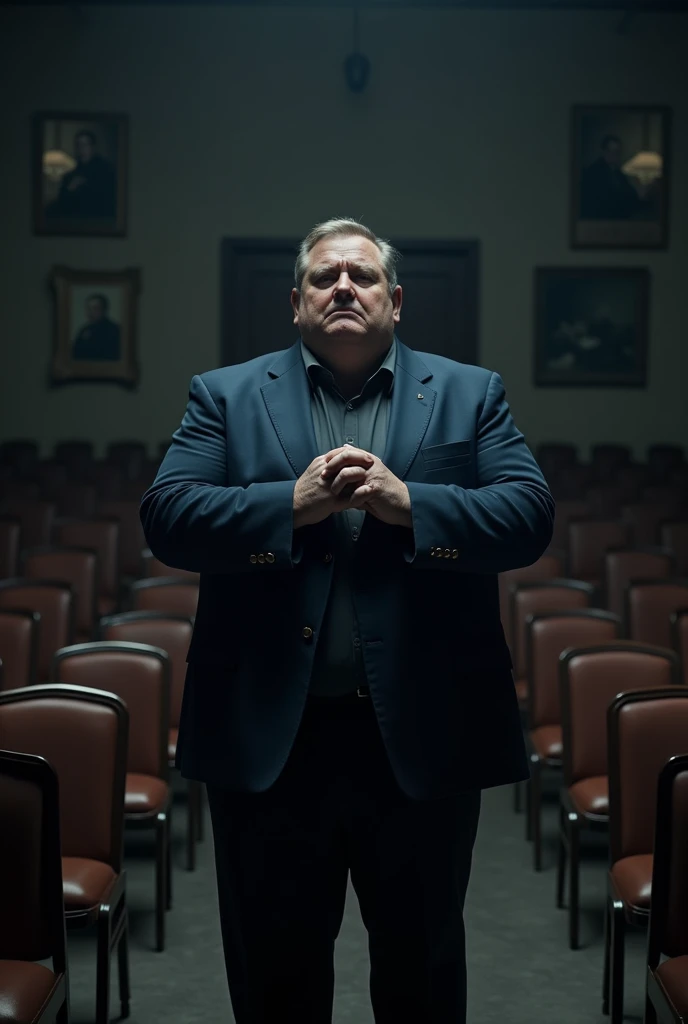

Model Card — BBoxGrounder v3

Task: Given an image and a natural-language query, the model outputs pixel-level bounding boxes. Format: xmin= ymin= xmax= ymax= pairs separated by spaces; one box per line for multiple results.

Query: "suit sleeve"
xmin=404 ymin=371 xmax=554 ymax=573
xmin=140 ymin=375 xmax=301 ymax=574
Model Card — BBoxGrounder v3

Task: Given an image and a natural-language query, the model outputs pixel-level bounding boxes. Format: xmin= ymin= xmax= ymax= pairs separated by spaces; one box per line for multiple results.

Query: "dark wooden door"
xmin=220 ymin=237 xmax=479 ymax=367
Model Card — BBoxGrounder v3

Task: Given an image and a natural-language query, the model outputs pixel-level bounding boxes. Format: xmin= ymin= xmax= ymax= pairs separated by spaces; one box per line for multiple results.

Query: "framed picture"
xmin=50 ymin=266 xmax=141 ymax=388
xmin=571 ymin=105 xmax=670 ymax=249
xmin=33 ymin=112 xmax=128 ymax=236
xmin=534 ymin=267 xmax=649 ymax=387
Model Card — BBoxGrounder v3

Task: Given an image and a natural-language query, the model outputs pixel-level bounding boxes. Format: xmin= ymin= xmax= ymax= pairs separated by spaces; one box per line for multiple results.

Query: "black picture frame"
xmin=50 ymin=265 xmax=141 ymax=388
xmin=570 ymin=105 xmax=671 ymax=250
xmin=534 ymin=266 xmax=649 ymax=388
xmin=33 ymin=112 xmax=128 ymax=236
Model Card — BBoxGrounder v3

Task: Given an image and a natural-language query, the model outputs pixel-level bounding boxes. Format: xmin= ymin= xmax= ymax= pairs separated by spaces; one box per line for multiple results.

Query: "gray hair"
xmin=294 ymin=217 xmax=401 ymax=297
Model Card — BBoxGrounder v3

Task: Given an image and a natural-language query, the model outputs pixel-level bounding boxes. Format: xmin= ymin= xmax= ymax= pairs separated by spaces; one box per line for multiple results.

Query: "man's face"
xmin=86 ymin=298 xmax=105 ymax=323
xmin=75 ymin=134 xmax=95 ymax=163
xmin=602 ymin=140 xmax=622 ymax=167
xmin=291 ymin=235 xmax=402 ymax=354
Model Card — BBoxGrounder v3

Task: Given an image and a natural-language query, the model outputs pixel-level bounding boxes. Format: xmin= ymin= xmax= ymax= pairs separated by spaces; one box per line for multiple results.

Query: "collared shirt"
xmin=301 ymin=337 xmax=396 ymax=696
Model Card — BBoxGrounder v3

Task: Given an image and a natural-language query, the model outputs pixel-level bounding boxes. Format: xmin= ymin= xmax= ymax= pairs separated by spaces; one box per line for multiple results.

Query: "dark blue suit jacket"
xmin=140 ymin=339 xmax=554 ymax=799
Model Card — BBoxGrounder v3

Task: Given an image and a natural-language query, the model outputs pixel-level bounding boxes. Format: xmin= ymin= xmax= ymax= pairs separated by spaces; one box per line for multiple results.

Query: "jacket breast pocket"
xmin=421 ymin=440 xmax=472 ymax=474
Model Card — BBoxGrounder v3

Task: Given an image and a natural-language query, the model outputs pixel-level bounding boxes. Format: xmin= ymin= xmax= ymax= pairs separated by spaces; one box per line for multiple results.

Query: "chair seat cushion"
xmin=609 ymin=854 xmax=653 ymax=912
xmin=655 ymin=956 xmax=688 ymax=1015
xmin=63 ymin=857 xmax=117 ymax=913
xmin=0 ymin=961 xmax=61 ymax=1024
xmin=569 ymin=776 xmax=609 ymax=818
xmin=125 ymin=773 xmax=169 ymax=816
xmin=168 ymin=726 xmax=178 ymax=762
xmin=530 ymin=724 xmax=563 ymax=761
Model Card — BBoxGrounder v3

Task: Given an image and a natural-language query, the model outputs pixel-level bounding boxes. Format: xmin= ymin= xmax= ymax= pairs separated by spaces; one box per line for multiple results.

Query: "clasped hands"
xmin=292 ymin=444 xmax=412 ymax=530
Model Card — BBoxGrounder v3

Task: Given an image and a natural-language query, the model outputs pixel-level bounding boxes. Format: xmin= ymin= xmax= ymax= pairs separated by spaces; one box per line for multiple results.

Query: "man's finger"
xmin=321 ymin=448 xmax=373 ymax=477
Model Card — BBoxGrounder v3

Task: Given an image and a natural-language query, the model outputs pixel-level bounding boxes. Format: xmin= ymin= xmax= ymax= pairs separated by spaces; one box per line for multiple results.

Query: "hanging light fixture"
xmin=344 ymin=6 xmax=371 ymax=93
xmin=622 ymin=111 xmax=662 ymax=186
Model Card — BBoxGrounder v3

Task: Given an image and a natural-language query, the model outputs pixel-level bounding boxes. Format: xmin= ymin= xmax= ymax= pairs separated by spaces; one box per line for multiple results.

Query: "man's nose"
xmin=333 ymin=274 xmax=354 ymax=296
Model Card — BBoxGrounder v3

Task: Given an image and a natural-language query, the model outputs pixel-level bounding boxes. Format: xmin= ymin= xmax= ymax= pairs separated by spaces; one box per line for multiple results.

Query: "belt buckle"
xmin=356 ymin=686 xmax=370 ymax=698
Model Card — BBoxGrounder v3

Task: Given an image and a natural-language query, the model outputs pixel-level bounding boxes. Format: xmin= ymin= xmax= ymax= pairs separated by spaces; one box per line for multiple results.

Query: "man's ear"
xmin=291 ymin=288 xmax=301 ymax=325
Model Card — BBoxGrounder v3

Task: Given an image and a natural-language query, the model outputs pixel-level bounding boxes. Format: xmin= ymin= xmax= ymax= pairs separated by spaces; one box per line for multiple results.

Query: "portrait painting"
xmin=534 ymin=267 xmax=649 ymax=387
xmin=33 ymin=112 xmax=128 ymax=236
xmin=570 ymin=106 xmax=670 ymax=249
xmin=51 ymin=266 xmax=140 ymax=387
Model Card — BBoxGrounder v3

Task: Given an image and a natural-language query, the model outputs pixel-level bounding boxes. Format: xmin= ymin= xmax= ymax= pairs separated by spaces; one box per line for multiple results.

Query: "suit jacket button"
xmin=452 ymin=549 xmax=459 ymax=559
xmin=249 ymin=554 xmax=257 ymax=564
xmin=430 ymin=547 xmax=436 ymax=557
xmin=302 ymin=626 xmax=313 ymax=640
xmin=324 ymin=552 xmax=333 ymax=563
xmin=258 ymin=553 xmax=265 ymax=563
xmin=266 ymin=552 xmax=275 ymax=563
xmin=444 ymin=548 xmax=451 ymax=558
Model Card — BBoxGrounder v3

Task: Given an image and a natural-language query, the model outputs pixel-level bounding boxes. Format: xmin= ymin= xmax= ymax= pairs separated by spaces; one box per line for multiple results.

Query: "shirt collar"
xmin=300 ymin=336 xmax=396 ymax=399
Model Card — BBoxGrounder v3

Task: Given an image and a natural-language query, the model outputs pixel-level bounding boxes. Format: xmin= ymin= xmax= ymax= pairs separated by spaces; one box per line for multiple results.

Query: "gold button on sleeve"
xmin=430 ymin=547 xmax=436 ymax=557
xmin=302 ymin=626 xmax=313 ymax=639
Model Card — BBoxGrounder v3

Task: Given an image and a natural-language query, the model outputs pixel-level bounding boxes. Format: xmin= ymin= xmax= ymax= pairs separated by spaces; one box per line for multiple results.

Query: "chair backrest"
xmin=621 ymin=502 xmax=683 ymax=547
xmin=54 ymin=440 xmax=94 ymax=475
xmin=99 ymin=612 xmax=193 ymax=730
xmin=526 ymin=610 xmax=620 ymax=730
xmin=626 ymin=579 xmax=688 ymax=647
xmin=660 ymin=522 xmax=688 ymax=575
xmin=585 ymin=485 xmax=627 ymax=519
xmin=0 ymin=499 xmax=56 ymax=550
xmin=87 ymin=462 xmax=126 ymax=501
xmin=0 ymin=684 xmax=128 ymax=868
xmin=0 ymin=608 xmax=40 ymax=690
xmin=604 ymin=547 xmax=674 ymax=620
xmin=560 ymin=643 xmax=679 ymax=786
xmin=671 ymin=610 xmax=688 ymax=686
xmin=141 ymin=549 xmax=200 ymax=583
xmin=0 ymin=749 xmax=67 ymax=971
xmin=608 ymin=687 xmax=688 ymax=862
xmin=0 ymin=516 xmax=21 ymax=579
xmin=52 ymin=641 xmax=170 ymax=780
xmin=568 ymin=519 xmax=631 ymax=582
xmin=647 ymin=445 xmax=685 ymax=481
xmin=54 ymin=518 xmax=120 ymax=601
xmin=0 ymin=579 xmax=74 ymax=682
xmin=130 ymin=577 xmax=199 ymax=618
xmin=99 ymin=500 xmax=147 ymax=578
xmin=50 ymin=482 xmax=98 ymax=519
xmin=647 ymin=754 xmax=688 ymax=964
xmin=549 ymin=501 xmax=589 ymax=553
xmin=510 ymin=579 xmax=595 ymax=678
xmin=0 ymin=440 xmax=39 ymax=476
xmin=498 ymin=552 xmax=564 ymax=650
xmin=23 ymin=547 xmax=98 ymax=639
xmin=613 ymin=464 xmax=651 ymax=500
xmin=591 ymin=444 xmax=631 ymax=477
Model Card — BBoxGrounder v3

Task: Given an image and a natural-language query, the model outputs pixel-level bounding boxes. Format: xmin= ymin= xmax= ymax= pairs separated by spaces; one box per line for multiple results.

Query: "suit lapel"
xmin=261 ymin=342 xmax=318 ymax=478
xmin=382 ymin=340 xmax=435 ymax=480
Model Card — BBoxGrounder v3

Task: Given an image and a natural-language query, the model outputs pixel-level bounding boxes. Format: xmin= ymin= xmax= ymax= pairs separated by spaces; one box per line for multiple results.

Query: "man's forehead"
xmin=308 ymin=236 xmax=382 ymax=268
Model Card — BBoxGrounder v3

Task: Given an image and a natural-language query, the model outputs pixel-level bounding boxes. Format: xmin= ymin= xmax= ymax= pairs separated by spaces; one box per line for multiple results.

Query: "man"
xmin=140 ymin=218 xmax=554 ymax=1023
xmin=72 ymin=294 xmax=121 ymax=361
xmin=580 ymin=134 xmax=645 ymax=220
xmin=46 ymin=129 xmax=116 ymax=219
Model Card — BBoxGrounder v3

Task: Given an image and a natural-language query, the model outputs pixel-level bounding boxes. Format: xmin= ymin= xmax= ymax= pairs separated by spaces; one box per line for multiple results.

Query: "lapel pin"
xmin=417 ymin=393 xmax=424 ymax=400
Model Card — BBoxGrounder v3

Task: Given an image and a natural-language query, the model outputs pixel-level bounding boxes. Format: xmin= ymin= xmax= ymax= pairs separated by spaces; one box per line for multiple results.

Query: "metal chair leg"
xmin=155 ymin=811 xmax=167 ymax=952
xmin=568 ymin=817 xmax=580 ymax=949
xmin=95 ymin=905 xmax=112 ymax=1024
xmin=532 ymin=756 xmax=543 ymax=870
xmin=117 ymin=908 xmax=131 ymax=1019
xmin=602 ymin=896 xmax=611 ymax=1015
xmin=610 ymin=898 xmax=626 ymax=1024
xmin=187 ymin=779 xmax=197 ymax=871
xmin=196 ymin=782 xmax=204 ymax=841
xmin=556 ymin=802 xmax=567 ymax=910
xmin=166 ymin=808 xmax=173 ymax=911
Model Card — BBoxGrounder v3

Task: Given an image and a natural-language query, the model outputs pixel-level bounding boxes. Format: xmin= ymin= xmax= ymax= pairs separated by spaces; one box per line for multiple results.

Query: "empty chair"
xmin=54 ymin=441 xmax=94 ymax=478
xmin=568 ymin=519 xmax=630 ymax=588
xmin=0 ymin=498 xmax=56 ymax=550
xmin=52 ymin=642 xmax=172 ymax=951
xmin=0 ymin=608 xmax=39 ymax=689
xmin=49 ymin=483 xmax=98 ymax=520
xmin=86 ymin=462 xmax=126 ymax=501
xmin=100 ymin=611 xmax=201 ymax=870
xmin=0 ymin=579 xmax=74 ymax=682
xmin=54 ymin=518 xmax=120 ymax=616
xmin=621 ymin=502 xmax=683 ymax=548
xmin=32 ymin=461 xmax=69 ymax=495
xmin=647 ymin=444 xmax=685 ymax=483
xmin=626 ymin=579 xmax=688 ymax=647
xmin=23 ymin=547 xmax=98 ymax=643
xmin=142 ymin=548 xmax=200 ymax=583
xmin=0 ymin=749 xmax=70 ymax=1024
xmin=591 ymin=444 xmax=631 ymax=480
xmin=526 ymin=610 xmax=620 ymax=873
xmin=498 ymin=552 xmax=564 ymax=653
xmin=671 ymin=609 xmax=688 ymax=686
xmin=0 ymin=684 xmax=130 ymax=1024
xmin=613 ymin=464 xmax=651 ymax=501
xmin=585 ymin=486 xmax=627 ymax=519
xmin=130 ymin=577 xmax=199 ymax=618
xmin=604 ymin=687 xmax=688 ymax=1024
xmin=0 ymin=516 xmax=20 ymax=579
xmin=645 ymin=753 xmax=688 ymax=1024
xmin=557 ymin=643 xmax=679 ymax=950
xmin=0 ymin=440 xmax=39 ymax=477
xmin=99 ymin=500 xmax=147 ymax=580
xmin=604 ymin=548 xmax=674 ymax=620
xmin=660 ymin=522 xmax=688 ymax=574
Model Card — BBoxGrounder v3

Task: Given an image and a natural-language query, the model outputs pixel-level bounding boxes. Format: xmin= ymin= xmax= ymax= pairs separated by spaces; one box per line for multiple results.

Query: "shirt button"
xmin=323 ymin=552 xmax=333 ymax=563
xmin=345 ymin=435 xmax=355 ymax=443
xmin=353 ymin=637 xmax=361 ymax=648
xmin=302 ymin=626 xmax=313 ymax=640
xmin=346 ymin=402 xmax=354 ymax=411
xmin=351 ymin=527 xmax=359 ymax=540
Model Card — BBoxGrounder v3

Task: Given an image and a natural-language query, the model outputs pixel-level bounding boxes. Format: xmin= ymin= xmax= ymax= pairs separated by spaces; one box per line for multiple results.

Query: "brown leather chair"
xmin=499 ymin=552 xmax=564 ymax=653
xmin=613 ymin=464 xmax=651 ymax=501
xmin=660 ymin=522 xmax=688 ymax=575
xmin=0 ymin=579 xmax=75 ymax=682
xmin=99 ymin=501 xmax=147 ymax=580
xmin=130 ymin=577 xmax=199 ymax=618
xmin=52 ymin=641 xmax=172 ymax=952
xmin=626 ymin=579 xmax=688 ymax=647
xmin=585 ymin=486 xmax=627 ymax=520
xmin=49 ymin=483 xmax=98 ymax=520
xmin=558 ymin=643 xmax=679 ymax=951
xmin=0 ymin=499 xmax=56 ymax=550
xmin=641 ymin=486 xmax=685 ymax=511
xmin=525 ymin=610 xmax=620 ymax=871
xmin=99 ymin=611 xmax=201 ymax=870
xmin=141 ymin=549 xmax=200 ymax=583
xmin=604 ymin=548 xmax=675 ymax=620
xmin=0 ymin=684 xmax=130 ymax=1024
xmin=621 ymin=503 xmax=683 ymax=548
xmin=0 ymin=516 xmax=21 ymax=579
xmin=54 ymin=519 xmax=120 ymax=617
xmin=645 ymin=753 xmax=688 ymax=1024
xmin=0 ymin=749 xmax=70 ymax=1024
xmin=87 ymin=463 xmax=126 ymax=502
xmin=568 ymin=519 xmax=631 ymax=588
xmin=23 ymin=548 xmax=98 ymax=643
xmin=0 ymin=608 xmax=40 ymax=689
xmin=671 ymin=609 xmax=688 ymax=686
xmin=603 ymin=687 xmax=688 ymax=1024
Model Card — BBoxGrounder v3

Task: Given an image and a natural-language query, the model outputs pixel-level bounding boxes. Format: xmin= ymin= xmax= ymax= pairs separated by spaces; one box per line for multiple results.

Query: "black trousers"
xmin=207 ymin=692 xmax=481 ymax=1024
